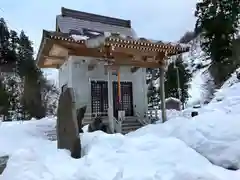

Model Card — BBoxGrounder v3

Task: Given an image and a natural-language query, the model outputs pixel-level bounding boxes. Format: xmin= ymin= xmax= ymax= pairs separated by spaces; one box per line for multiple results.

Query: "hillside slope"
xmin=181 ymin=36 xmax=212 ymax=106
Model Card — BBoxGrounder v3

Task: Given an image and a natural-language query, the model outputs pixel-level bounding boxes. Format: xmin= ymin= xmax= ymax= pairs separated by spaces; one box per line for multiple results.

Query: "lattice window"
xmin=91 ymin=81 xmax=108 ymax=117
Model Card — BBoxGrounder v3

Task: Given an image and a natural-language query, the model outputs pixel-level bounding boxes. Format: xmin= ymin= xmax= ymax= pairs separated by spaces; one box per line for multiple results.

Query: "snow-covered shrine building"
xmin=36 ymin=7 xmax=189 ymax=134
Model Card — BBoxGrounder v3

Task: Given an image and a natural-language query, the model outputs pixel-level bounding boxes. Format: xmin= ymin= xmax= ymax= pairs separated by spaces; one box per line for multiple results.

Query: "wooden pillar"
xmin=159 ymin=67 xmax=167 ymax=123
xmin=176 ymin=67 xmax=182 ymax=110
xmin=107 ymin=69 xmax=114 ymax=133
xmin=117 ymin=71 xmax=121 ymax=103
xmin=103 ymin=44 xmax=115 ymax=133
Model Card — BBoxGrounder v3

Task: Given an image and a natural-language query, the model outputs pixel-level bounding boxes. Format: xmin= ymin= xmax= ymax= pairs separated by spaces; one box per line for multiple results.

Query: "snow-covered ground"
xmin=1 ymin=71 xmax=240 ymax=180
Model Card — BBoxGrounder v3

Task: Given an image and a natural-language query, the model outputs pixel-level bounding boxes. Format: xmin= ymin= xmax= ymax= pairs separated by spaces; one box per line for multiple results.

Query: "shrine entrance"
xmin=112 ymin=81 xmax=133 ymax=118
xmin=91 ymin=80 xmax=134 ymax=118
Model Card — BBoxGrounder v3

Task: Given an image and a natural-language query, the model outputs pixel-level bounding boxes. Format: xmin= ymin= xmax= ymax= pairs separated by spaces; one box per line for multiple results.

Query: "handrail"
xmin=113 ymin=116 xmax=122 ymax=133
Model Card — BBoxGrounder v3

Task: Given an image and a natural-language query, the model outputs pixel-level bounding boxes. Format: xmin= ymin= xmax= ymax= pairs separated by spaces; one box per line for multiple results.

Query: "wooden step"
xmin=122 ymin=126 xmax=142 ymax=134
xmin=121 ymin=116 xmax=143 ymax=134
xmin=122 ymin=122 xmax=142 ymax=127
xmin=82 ymin=115 xmax=144 ymax=134
xmin=83 ymin=116 xmax=109 ymax=126
xmin=122 ymin=124 xmax=142 ymax=129
xmin=44 ymin=130 xmax=57 ymax=141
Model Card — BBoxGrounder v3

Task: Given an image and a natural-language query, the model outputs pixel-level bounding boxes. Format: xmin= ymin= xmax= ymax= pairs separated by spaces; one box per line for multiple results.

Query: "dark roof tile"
xmin=61 ymin=7 xmax=131 ymax=28
xmin=56 ymin=15 xmax=136 ymax=38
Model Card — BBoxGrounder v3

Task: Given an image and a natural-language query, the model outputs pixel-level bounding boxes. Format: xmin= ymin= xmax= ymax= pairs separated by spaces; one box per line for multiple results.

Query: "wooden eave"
xmin=36 ymin=31 xmax=190 ymax=69
xmin=104 ymin=36 xmax=189 ymax=55
xmin=36 ymin=30 xmax=86 ymax=68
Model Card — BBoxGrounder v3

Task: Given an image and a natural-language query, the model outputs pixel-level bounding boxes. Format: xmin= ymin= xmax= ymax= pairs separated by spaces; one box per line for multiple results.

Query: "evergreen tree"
xmin=164 ymin=55 xmax=192 ymax=105
xmin=147 ymin=80 xmax=157 ymax=108
xmin=179 ymin=31 xmax=197 ymax=44
xmin=0 ymin=18 xmax=10 ymax=67
xmin=0 ymin=18 xmax=17 ymax=70
xmin=9 ymin=30 xmax=19 ymax=71
xmin=0 ymin=80 xmax=10 ymax=119
xmin=18 ymin=31 xmax=46 ymax=119
xmin=17 ymin=31 xmax=35 ymax=77
xmin=0 ymin=18 xmax=57 ymax=120
xmin=195 ymin=0 xmax=240 ymax=86
xmin=147 ymin=68 xmax=161 ymax=108
xmin=41 ymin=79 xmax=59 ymax=116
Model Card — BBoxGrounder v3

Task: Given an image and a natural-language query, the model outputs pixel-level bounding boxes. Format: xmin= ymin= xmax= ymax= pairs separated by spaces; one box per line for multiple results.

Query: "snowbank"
xmin=0 ymin=117 xmax=56 ymax=157
xmin=2 ymin=132 xmax=240 ymax=180
xmin=130 ymin=82 xmax=240 ymax=170
xmin=2 ymin=81 xmax=240 ymax=179
xmin=171 ymin=111 xmax=240 ymax=170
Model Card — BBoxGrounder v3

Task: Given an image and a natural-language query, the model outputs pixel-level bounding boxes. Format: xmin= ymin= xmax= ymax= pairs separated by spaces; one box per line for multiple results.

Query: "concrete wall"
xmin=59 ymin=56 xmax=148 ymax=119
xmin=132 ymin=68 xmax=148 ymax=119
xmin=59 ymin=60 xmax=69 ymax=90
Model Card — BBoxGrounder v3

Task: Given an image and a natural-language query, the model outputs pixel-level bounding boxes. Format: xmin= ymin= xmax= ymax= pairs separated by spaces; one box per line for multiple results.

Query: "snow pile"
xmin=2 ymin=80 xmax=240 ymax=179
xmin=2 ymin=131 xmax=240 ymax=180
xmin=148 ymin=109 xmax=189 ymax=123
xmin=130 ymin=82 xmax=240 ymax=170
xmin=172 ymin=111 xmax=240 ymax=170
xmin=220 ymin=68 xmax=240 ymax=89
xmin=212 ymin=68 xmax=240 ymax=104
xmin=0 ymin=117 xmax=56 ymax=157
xmin=71 ymin=34 xmax=89 ymax=40
xmin=129 ymin=114 xmax=240 ymax=171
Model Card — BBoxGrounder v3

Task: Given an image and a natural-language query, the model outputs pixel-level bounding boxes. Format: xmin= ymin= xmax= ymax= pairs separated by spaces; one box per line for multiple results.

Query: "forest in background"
xmin=0 ymin=18 xmax=59 ymax=121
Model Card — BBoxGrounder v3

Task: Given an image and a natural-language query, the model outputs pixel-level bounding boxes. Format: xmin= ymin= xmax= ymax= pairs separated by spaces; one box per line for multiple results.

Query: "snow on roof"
xmin=165 ymin=97 xmax=181 ymax=103
xmin=70 ymin=34 xmax=89 ymax=40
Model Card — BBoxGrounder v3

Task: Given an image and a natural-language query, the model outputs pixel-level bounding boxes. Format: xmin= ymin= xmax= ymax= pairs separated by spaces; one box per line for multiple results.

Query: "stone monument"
xmin=57 ymin=87 xmax=81 ymax=159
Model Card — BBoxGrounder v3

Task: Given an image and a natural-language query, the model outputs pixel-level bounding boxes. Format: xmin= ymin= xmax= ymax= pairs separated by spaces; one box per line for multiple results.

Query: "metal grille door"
xmin=91 ymin=81 xmax=108 ymax=116
xmin=113 ymin=81 xmax=133 ymax=118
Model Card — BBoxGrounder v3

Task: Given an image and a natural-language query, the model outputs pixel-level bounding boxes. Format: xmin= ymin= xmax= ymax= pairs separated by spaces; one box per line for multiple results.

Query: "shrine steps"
xmin=83 ymin=115 xmax=144 ymax=134
xmin=43 ymin=116 xmax=144 ymax=140
xmin=121 ymin=116 xmax=144 ymax=134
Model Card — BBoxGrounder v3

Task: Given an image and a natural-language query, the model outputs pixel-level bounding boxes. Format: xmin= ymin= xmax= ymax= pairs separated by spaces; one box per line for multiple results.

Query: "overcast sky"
xmin=0 ymin=0 xmax=197 ymax=82
xmin=1 ymin=0 xmax=197 ymax=51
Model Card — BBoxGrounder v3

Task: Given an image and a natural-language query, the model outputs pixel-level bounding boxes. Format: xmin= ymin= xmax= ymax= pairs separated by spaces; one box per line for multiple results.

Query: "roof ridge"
xmin=61 ymin=7 xmax=131 ymax=28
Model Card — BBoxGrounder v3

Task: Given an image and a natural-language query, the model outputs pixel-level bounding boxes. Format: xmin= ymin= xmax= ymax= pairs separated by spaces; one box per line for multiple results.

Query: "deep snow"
xmin=1 ymin=71 xmax=240 ymax=180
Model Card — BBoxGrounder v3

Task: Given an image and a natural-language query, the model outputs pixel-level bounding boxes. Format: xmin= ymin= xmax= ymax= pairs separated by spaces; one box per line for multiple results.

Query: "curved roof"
xmin=36 ymin=7 xmax=190 ymax=69
xmin=36 ymin=30 xmax=189 ymax=69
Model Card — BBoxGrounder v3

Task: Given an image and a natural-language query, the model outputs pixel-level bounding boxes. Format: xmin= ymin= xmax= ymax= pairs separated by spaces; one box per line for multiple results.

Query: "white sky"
xmin=0 ymin=0 xmax=198 ymax=82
